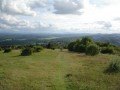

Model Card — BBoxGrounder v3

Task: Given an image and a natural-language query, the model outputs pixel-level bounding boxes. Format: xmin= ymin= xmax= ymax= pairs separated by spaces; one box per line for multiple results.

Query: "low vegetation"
xmin=0 ymin=49 xmax=120 ymax=90
xmin=21 ymin=46 xmax=43 ymax=56
xmin=0 ymin=47 xmax=2 ymax=51
xmin=4 ymin=48 xmax=12 ymax=53
xmin=0 ymin=37 xmax=120 ymax=89
xmin=21 ymin=48 xmax=33 ymax=56
xmin=68 ymin=37 xmax=120 ymax=56
xmin=105 ymin=59 xmax=120 ymax=73
xmin=33 ymin=46 xmax=43 ymax=53
xmin=86 ymin=44 xmax=99 ymax=56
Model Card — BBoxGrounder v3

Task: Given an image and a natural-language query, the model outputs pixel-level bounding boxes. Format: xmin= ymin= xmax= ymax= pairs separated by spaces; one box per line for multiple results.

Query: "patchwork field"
xmin=0 ymin=49 xmax=120 ymax=90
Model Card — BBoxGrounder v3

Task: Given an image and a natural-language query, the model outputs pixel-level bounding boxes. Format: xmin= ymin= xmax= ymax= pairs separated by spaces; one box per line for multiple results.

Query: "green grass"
xmin=0 ymin=49 xmax=120 ymax=90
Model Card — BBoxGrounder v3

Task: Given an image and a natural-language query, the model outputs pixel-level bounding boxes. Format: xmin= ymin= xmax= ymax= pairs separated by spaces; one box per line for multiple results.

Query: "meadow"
xmin=0 ymin=49 xmax=120 ymax=90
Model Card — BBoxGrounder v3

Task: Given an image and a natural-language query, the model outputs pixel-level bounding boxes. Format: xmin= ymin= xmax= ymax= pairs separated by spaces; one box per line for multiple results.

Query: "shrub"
xmin=86 ymin=44 xmax=100 ymax=56
xmin=105 ymin=60 xmax=120 ymax=73
xmin=73 ymin=44 xmax=80 ymax=52
xmin=0 ymin=47 xmax=2 ymax=51
xmin=33 ymin=46 xmax=43 ymax=52
xmin=101 ymin=47 xmax=114 ymax=54
xmin=68 ymin=42 xmax=76 ymax=51
xmin=21 ymin=48 xmax=33 ymax=56
xmin=4 ymin=48 xmax=12 ymax=53
xmin=78 ymin=44 xmax=86 ymax=53
xmin=51 ymin=47 xmax=55 ymax=50
xmin=80 ymin=37 xmax=93 ymax=46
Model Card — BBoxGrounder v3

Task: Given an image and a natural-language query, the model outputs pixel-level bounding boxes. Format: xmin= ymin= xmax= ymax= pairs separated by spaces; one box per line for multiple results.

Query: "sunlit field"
xmin=0 ymin=49 xmax=120 ymax=90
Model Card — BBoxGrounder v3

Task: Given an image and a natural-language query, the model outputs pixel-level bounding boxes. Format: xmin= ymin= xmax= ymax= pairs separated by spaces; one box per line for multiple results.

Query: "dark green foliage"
xmin=46 ymin=42 xmax=56 ymax=50
xmin=21 ymin=48 xmax=33 ymax=56
xmin=101 ymin=47 xmax=114 ymax=54
xmin=68 ymin=37 xmax=119 ymax=55
xmin=0 ymin=47 xmax=2 ymax=51
xmin=68 ymin=37 xmax=94 ymax=53
xmin=86 ymin=44 xmax=100 ymax=56
xmin=78 ymin=44 xmax=86 ymax=53
xmin=46 ymin=42 xmax=52 ymax=49
xmin=4 ymin=48 xmax=12 ymax=53
xmin=51 ymin=47 xmax=55 ymax=50
xmin=33 ymin=46 xmax=43 ymax=52
xmin=73 ymin=43 xmax=80 ymax=52
xmin=96 ymin=42 xmax=111 ymax=47
xmin=80 ymin=37 xmax=93 ymax=46
xmin=105 ymin=60 xmax=120 ymax=73
xmin=68 ymin=42 xmax=76 ymax=51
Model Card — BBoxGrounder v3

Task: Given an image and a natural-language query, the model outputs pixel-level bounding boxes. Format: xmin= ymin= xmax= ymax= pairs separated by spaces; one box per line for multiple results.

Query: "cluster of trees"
xmin=68 ymin=37 xmax=120 ymax=56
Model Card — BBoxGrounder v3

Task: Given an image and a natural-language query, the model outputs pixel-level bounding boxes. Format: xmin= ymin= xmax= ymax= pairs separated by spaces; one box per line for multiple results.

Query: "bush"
xmin=21 ymin=48 xmax=33 ymax=56
xmin=33 ymin=46 xmax=43 ymax=52
xmin=101 ymin=47 xmax=114 ymax=54
xmin=80 ymin=37 xmax=93 ymax=46
xmin=86 ymin=44 xmax=100 ymax=56
xmin=105 ymin=60 xmax=120 ymax=73
xmin=0 ymin=47 xmax=2 ymax=51
xmin=68 ymin=42 xmax=76 ymax=51
xmin=73 ymin=44 xmax=80 ymax=52
xmin=4 ymin=48 xmax=12 ymax=53
xmin=51 ymin=47 xmax=55 ymax=50
xmin=78 ymin=44 xmax=86 ymax=53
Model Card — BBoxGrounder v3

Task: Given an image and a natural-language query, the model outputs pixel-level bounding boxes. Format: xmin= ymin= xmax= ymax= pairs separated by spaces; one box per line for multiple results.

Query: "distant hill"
xmin=0 ymin=33 xmax=120 ymax=46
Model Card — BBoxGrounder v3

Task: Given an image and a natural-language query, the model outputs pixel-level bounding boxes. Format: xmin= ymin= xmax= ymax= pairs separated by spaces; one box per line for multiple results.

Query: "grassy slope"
xmin=0 ymin=49 xmax=120 ymax=90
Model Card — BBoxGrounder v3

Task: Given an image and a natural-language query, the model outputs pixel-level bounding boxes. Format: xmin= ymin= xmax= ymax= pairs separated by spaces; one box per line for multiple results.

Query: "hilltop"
xmin=0 ymin=49 xmax=120 ymax=90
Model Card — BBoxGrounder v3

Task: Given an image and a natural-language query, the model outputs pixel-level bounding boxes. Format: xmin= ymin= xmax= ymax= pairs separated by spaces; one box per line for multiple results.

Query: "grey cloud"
xmin=53 ymin=0 xmax=84 ymax=14
xmin=0 ymin=0 xmax=36 ymax=16
xmin=96 ymin=21 xmax=112 ymax=29
xmin=113 ymin=17 xmax=120 ymax=21
xmin=29 ymin=0 xmax=47 ymax=9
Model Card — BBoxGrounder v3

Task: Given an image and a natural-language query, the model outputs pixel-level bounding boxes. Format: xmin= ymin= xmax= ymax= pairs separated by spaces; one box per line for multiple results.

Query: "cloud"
xmin=0 ymin=14 xmax=19 ymax=26
xmin=89 ymin=0 xmax=109 ymax=7
xmin=96 ymin=21 xmax=112 ymax=29
xmin=0 ymin=0 xmax=120 ymax=34
xmin=89 ymin=0 xmax=120 ymax=7
xmin=53 ymin=0 xmax=84 ymax=14
xmin=113 ymin=17 xmax=120 ymax=21
xmin=0 ymin=0 xmax=41 ymax=16
xmin=28 ymin=0 xmax=47 ymax=9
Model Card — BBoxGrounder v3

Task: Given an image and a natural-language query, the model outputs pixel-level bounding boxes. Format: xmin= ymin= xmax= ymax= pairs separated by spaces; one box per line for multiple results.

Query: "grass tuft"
xmin=104 ymin=59 xmax=120 ymax=73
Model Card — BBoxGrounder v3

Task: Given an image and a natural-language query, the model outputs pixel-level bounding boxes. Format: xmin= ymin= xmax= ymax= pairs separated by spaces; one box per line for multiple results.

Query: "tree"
xmin=86 ymin=44 xmax=100 ymax=56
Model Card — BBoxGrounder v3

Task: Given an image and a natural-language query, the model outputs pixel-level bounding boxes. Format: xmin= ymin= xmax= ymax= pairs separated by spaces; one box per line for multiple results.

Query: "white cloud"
xmin=28 ymin=0 xmax=47 ymax=9
xmin=53 ymin=0 xmax=84 ymax=14
xmin=0 ymin=0 xmax=37 ymax=16
xmin=0 ymin=0 xmax=120 ymax=33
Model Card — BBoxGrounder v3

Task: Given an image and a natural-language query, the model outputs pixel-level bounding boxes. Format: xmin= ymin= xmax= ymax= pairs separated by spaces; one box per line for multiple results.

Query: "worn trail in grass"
xmin=0 ymin=49 xmax=120 ymax=90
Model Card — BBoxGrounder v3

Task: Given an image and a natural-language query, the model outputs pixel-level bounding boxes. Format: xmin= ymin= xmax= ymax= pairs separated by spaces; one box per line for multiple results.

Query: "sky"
xmin=0 ymin=0 xmax=120 ymax=34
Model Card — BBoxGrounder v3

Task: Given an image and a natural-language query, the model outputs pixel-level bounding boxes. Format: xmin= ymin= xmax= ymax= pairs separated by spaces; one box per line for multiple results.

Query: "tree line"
xmin=68 ymin=37 xmax=120 ymax=56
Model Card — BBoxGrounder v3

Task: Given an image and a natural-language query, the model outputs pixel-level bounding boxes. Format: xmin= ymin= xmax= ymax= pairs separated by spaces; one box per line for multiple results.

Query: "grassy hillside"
xmin=0 ymin=49 xmax=120 ymax=90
